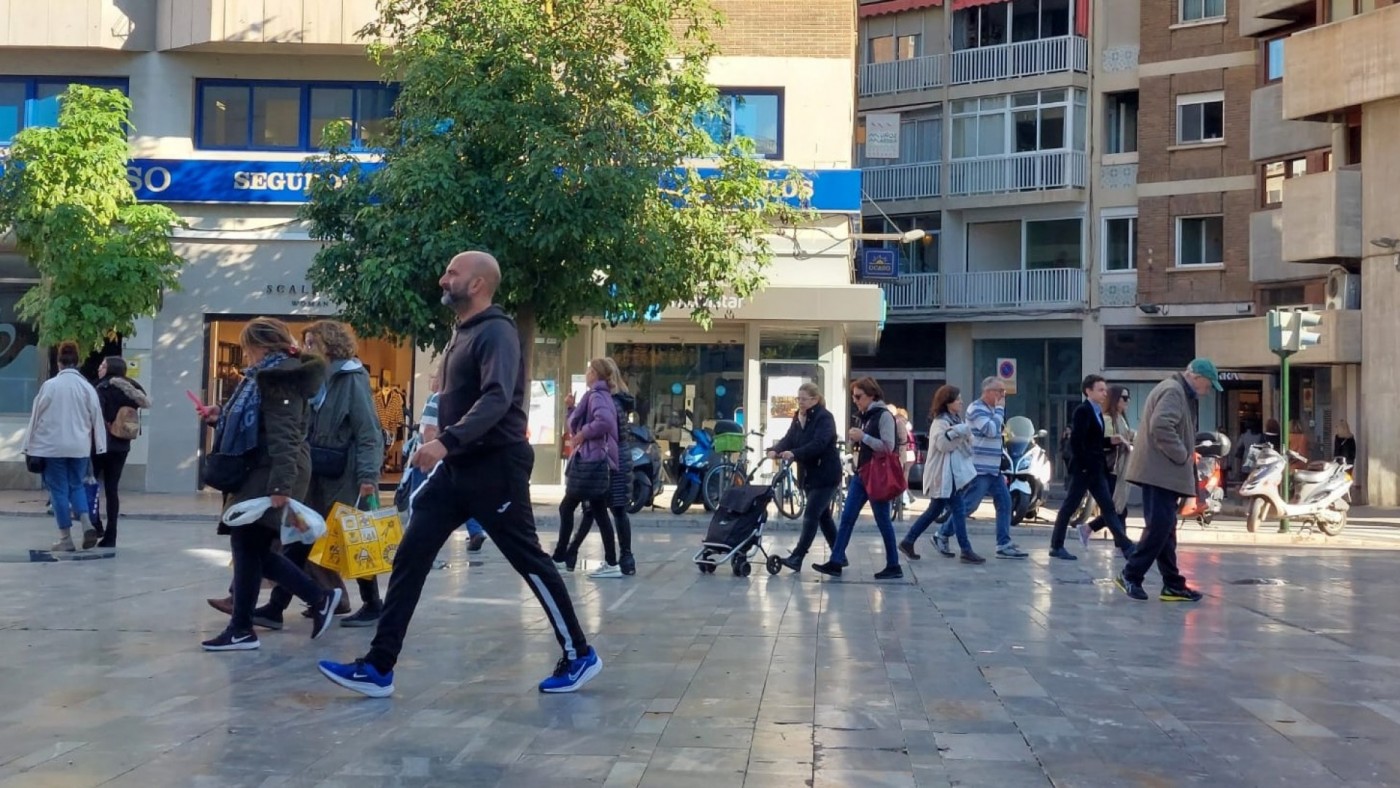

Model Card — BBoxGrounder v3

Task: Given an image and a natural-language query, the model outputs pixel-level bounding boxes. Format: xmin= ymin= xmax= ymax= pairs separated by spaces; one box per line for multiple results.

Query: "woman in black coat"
xmin=91 ymin=357 xmax=149 ymax=548
xmin=767 ymin=382 xmax=841 ymax=573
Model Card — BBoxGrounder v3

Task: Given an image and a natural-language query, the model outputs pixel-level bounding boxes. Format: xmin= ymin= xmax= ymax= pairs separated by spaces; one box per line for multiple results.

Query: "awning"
xmin=951 ymin=0 xmax=1008 ymax=10
xmin=860 ymin=0 xmax=943 ymax=17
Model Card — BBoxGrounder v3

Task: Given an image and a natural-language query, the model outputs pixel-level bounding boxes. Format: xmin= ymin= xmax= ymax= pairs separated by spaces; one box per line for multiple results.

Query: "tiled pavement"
xmin=5 ymin=517 xmax=1400 ymax=786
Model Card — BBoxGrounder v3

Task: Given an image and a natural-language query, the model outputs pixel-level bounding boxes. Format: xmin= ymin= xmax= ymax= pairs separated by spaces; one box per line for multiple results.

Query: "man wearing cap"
xmin=1115 ymin=358 xmax=1221 ymax=602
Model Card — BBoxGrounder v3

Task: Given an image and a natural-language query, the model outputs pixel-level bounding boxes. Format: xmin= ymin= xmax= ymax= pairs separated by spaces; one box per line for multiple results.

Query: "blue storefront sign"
xmin=124 ymin=158 xmax=863 ymax=212
xmin=859 ymin=248 xmax=898 ymax=279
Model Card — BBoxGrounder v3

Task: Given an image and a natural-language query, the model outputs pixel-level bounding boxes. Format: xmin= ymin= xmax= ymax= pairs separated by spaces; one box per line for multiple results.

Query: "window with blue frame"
xmin=0 ymin=77 xmax=129 ymax=144
xmin=195 ymin=80 xmax=398 ymax=152
xmin=698 ymin=89 xmax=783 ymax=160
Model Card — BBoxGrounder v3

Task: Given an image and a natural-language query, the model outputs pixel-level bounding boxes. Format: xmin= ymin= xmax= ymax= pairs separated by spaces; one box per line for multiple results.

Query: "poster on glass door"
xmin=766 ymin=376 xmax=804 ymax=457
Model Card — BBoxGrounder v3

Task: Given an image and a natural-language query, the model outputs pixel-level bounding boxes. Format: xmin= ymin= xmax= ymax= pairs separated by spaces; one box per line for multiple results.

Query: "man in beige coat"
xmin=1115 ymin=358 xmax=1221 ymax=602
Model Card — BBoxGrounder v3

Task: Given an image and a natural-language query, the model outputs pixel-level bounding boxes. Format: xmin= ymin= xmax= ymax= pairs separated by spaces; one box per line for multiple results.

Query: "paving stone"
xmin=4 ymin=519 xmax=1400 ymax=786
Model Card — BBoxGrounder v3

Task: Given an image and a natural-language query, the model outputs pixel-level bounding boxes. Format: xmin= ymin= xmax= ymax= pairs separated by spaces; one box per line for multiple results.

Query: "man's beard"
xmin=441 ymin=289 xmax=461 ymax=307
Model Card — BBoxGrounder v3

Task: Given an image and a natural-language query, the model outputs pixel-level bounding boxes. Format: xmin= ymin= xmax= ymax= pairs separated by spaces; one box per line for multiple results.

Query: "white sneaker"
xmin=589 ymin=563 xmax=623 ymax=579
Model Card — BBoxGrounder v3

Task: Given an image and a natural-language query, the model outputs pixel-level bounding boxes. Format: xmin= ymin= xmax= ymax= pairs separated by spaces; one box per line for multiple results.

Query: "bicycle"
xmin=700 ymin=431 xmax=800 ymax=512
xmin=768 ymin=457 xmax=806 ymax=520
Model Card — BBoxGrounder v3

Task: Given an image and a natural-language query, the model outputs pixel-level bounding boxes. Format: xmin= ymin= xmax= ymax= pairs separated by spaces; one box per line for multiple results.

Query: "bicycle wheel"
xmin=774 ymin=473 xmax=806 ymax=520
xmin=703 ymin=463 xmax=746 ymax=510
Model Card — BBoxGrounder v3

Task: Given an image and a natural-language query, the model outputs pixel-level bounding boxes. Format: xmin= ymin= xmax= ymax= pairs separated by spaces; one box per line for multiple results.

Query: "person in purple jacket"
xmin=552 ymin=359 xmax=621 ymax=578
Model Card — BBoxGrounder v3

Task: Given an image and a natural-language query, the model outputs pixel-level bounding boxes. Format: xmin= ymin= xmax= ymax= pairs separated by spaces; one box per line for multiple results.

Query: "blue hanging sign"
xmin=859 ymin=248 xmax=898 ymax=279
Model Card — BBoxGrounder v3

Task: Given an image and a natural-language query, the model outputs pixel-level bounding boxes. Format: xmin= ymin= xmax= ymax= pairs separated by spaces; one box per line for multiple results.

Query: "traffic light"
xmin=1291 ymin=309 xmax=1322 ymax=351
xmin=1267 ymin=309 xmax=1294 ymax=354
xmin=1268 ymin=308 xmax=1324 ymax=353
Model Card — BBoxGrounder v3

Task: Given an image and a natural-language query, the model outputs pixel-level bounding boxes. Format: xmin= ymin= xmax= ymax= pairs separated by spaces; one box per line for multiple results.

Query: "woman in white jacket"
xmin=920 ymin=385 xmax=984 ymax=564
xmin=22 ymin=342 xmax=106 ymax=552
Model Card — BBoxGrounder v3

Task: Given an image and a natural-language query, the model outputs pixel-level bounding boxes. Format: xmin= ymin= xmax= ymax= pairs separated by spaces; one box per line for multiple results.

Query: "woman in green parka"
xmin=254 ymin=320 xmax=385 ymax=628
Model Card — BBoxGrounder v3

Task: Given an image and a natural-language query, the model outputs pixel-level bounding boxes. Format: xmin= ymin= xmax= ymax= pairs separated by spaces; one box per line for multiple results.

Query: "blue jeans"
xmin=940 ymin=472 xmax=1012 ymax=548
xmin=902 ymin=498 xmax=946 ymax=544
xmin=829 ymin=474 xmax=899 ymax=568
xmin=463 ymin=519 xmax=485 ymax=538
xmin=42 ymin=457 xmax=90 ymax=532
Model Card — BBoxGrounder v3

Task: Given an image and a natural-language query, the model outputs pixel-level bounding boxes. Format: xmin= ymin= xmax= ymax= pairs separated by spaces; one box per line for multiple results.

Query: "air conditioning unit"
xmin=1325 ymin=268 xmax=1361 ymax=310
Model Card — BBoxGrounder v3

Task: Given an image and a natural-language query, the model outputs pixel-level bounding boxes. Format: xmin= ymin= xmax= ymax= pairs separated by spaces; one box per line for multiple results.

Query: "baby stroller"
xmin=693 ymin=485 xmax=781 ymax=577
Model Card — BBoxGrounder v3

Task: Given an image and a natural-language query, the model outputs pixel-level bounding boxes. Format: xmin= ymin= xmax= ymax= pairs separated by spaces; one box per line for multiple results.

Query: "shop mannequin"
xmin=375 ymin=371 xmax=407 ymax=472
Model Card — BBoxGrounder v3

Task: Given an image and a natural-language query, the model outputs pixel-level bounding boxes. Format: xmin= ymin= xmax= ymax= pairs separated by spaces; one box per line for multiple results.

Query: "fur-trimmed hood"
xmin=255 ymin=353 xmax=326 ymax=399
xmin=105 ymin=376 xmax=151 ymax=408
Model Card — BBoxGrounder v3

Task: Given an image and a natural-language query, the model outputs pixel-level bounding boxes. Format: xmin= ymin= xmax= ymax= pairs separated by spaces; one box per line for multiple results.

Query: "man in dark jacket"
xmin=1048 ymin=375 xmax=1134 ymax=560
xmin=1117 ymin=359 xmax=1219 ymax=602
xmin=320 ymin=251 xmax=600 ymax=698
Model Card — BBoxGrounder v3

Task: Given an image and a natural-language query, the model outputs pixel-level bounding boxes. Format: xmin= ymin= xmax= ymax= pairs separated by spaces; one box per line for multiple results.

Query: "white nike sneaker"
xmin=589 ymin=563 xmax=624 ymax=579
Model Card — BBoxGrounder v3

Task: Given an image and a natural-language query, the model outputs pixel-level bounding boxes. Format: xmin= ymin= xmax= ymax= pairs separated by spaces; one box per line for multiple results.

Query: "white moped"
xmin=1240 ymin=443 xmax=1352 ymax=535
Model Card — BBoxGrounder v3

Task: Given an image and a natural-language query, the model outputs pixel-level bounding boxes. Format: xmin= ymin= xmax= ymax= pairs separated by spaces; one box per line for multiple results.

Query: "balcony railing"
xmin=878 ymin=268 xmax=1086 ymax=312
xmin=949 ymin=35 xmax=1089 ymax=85
xmin=947 ymin=150 xmax=1087 ymax=196
xmin=858 ymin=55 xmax=945 ymax=97
xmin=862 ymin=162 xmax=941 ymax=201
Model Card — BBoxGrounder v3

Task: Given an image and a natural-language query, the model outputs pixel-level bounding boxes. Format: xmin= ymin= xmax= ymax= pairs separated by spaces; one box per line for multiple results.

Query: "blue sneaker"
xmin=318 ymin=658 xmax=395 ymax=698
xmin=538 ymin=646 xmax=603 ymax=694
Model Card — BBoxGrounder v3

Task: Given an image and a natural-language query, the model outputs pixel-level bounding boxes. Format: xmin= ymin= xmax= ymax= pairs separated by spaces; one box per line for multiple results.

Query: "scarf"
xmin=216 ymin=351 xmax=289 ymax=457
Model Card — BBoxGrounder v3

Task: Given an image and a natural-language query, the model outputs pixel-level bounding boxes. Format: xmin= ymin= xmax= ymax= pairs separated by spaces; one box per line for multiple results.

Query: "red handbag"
xmin=859 ymin=449 xmax=908 ymax=503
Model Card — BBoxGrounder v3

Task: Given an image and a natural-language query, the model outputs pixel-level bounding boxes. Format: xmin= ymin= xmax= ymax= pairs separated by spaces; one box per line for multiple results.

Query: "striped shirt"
xmin=966 ymin=398 xmax=1006 ymax=476
xmin=420 ymin=393 xmax=439 ymax=428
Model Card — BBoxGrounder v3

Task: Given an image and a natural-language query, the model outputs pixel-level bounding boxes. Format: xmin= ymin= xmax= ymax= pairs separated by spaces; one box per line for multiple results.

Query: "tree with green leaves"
xmin=0 ymin=85 xmax=184 ymax=352
xmin=301 ymin=0 xmax=808 ymax=361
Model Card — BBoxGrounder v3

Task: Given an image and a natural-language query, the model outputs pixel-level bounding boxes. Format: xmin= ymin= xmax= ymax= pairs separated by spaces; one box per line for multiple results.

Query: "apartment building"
xmin=852 ymin=0 xmax=1092 ymax=449
xmin=0 ymin=0 xmax=875 ymax=490
xmin=1198 ymin=0 xmax=1395 ymax=505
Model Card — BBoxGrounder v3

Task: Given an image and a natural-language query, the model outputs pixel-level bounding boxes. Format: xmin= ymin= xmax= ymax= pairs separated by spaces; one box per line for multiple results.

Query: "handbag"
xmin=203 ymin=451 xmax=254 ymax=493
xmin=309 ymin=444 xmax=349 ymax=477
xmin=855 ymin=406 xmax=909 ymax=504
xmin=24 ymin=454 xmax=44 ymax=474
xmin=859 ymin=450 xmax=908 ymax=503
xmin=565 ymin=456 xmax=610 ymax=499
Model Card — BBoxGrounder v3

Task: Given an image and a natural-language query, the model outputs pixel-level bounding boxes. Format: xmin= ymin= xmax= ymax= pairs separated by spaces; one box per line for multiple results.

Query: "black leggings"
xmin=555 ymin=493 xmax=616 ymax=565
xmin=229 ymin=525 xmax=325 ymax=633
xmin=572 ymin=503 xmax=632 ymax=557
xmin=91 ymin=451 xmax=128 ymax=546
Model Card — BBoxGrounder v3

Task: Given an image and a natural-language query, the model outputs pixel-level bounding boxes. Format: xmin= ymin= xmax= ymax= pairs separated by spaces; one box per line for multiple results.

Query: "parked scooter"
xmin=668 ymin=414 xmax=722 ymax=515
xmin=1003 ymin=416 xmax=1052 ymax=526
xmin=627 ymin=424 xmax=663 ymax=514
xmin=1178 ymin=432 xmax=1231 ymax=527
xmin=1240 ymin=443 xmax=1352 ymax=535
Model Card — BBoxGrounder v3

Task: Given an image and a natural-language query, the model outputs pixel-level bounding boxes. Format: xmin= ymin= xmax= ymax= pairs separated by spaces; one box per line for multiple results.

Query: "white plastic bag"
xmin=221 ymin=497 xmax=327 ymax=545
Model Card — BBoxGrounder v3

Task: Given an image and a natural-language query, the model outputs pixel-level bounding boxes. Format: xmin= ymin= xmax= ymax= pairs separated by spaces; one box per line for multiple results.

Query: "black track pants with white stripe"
xmin=366 ymin=443 xmax=589 ymax=673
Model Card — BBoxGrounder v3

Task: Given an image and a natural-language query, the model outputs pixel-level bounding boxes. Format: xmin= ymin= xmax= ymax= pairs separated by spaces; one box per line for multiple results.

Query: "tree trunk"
xmin=515 ymin=303 xmax=537 ymax=381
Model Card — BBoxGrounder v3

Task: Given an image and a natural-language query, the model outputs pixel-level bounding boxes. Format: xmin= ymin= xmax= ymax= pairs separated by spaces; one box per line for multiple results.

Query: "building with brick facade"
xmin=852 ymin=0 xmax=1094 ymax=457
xmin=1197 ymin=0 xmax=1395 ymax=505
xmin=0 ymin=0 xmax=876 ymax=490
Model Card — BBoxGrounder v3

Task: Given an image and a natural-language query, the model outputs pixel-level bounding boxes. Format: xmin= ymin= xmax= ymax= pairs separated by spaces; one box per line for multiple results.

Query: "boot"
xmin=340 ymin=603 xmax=382 ymax=627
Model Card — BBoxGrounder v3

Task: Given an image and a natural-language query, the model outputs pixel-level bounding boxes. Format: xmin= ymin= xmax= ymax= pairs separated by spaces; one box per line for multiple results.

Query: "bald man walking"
xmin=320 ymin=251 xmax=602 ymax=697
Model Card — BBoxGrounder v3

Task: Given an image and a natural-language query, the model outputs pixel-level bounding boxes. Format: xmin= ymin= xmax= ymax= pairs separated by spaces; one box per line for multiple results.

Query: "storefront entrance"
xmin=202 ymin=317 xmax=416 ymax=487
xmin=607 ymin=341 xmax=745 ymax=457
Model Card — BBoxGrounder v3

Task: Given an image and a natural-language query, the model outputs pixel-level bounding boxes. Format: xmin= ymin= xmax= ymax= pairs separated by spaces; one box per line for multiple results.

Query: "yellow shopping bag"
xmin=309 ymin=500 xmax=404 ymax=580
